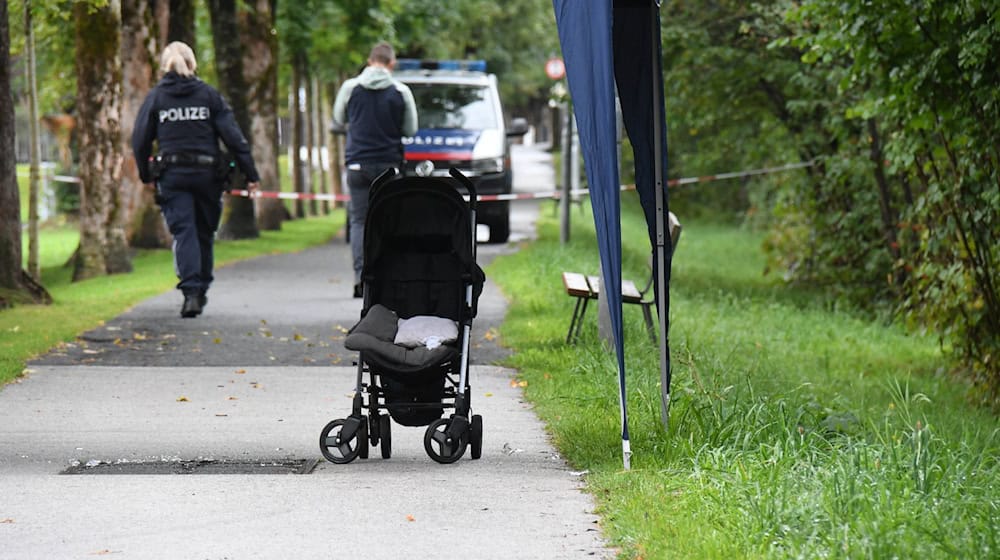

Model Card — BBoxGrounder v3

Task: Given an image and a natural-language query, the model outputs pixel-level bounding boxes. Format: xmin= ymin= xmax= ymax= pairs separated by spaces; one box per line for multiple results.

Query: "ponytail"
xmin=160 ymin=41 xmax=197 ymax=77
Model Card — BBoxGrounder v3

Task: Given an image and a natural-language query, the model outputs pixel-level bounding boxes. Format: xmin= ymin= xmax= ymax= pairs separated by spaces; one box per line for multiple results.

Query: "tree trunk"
xmin=867 ymin=119 xmax=901 ymax=271
xmin=73 ymin=0 xmax=132 ymax=282
xmin=291 ymin=53 xmax=307 ymax=219
xmin=326 ymin=81 xmax=344 ymax=209
xmin=316 ymin=77 xmax=331 ymax=214
xmin=0 ymin=1 xmax=42 ymax=307
xmin=306 ymin=69 xmax=318 ymax=216
xmin=239 ymin=0 xmax=285 ymax=231
xmin=123 ymin=0 xmax=171 ymax=249
xmin=208 ymin=0 xmax=259 ymax=239
xmin=168 ymin=0 xmax=195 ymax=48
xmin=24 ymin=0 xmax=41 ymax=280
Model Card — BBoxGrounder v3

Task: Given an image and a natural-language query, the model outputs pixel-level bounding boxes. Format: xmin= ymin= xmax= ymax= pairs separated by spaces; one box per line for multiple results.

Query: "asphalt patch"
xmin=61 ymin=458 xmax=318 ymax=475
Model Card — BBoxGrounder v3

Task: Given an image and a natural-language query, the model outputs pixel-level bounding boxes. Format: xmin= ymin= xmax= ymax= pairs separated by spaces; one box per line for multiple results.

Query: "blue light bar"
xmin=395 ymin=59 xmax=487 ymax=72
xmin=396 ymin=59 xmax=422 ymax=71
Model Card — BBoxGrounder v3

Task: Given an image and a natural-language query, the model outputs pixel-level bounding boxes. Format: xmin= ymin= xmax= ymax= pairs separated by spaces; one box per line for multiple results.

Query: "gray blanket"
xmin=344 ymin=304 xmax=457 ymax=372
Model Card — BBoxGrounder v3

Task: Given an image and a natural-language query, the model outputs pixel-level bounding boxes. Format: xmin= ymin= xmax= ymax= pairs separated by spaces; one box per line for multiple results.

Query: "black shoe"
xmin=181 ymin=295 xmax=203 ymax=318
xmin=353 ymin=284 xmax=363 ymax=298
xmin=198 ymin=293 xmax=208 ymax=309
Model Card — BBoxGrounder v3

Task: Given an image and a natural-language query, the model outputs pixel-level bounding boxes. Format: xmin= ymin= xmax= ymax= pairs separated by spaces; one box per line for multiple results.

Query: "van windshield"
xmin=407 ymin=84 xmax=498 ymax=130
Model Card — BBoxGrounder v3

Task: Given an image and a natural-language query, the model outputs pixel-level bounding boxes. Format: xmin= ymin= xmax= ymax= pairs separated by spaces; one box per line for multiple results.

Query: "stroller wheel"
xmin=424 ymin=417 xmax=468 ymax=464
xmin=319 ymin=418 xmax=367 ymax=464
xmin=470 ymin=414 xmax=483 ymax=460
xmin=380 ymin=414 xmax=392 ymax=459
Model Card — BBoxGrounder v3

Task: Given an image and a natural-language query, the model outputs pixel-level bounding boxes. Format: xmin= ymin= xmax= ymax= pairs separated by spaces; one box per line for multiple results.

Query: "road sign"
xmin=545 ymin=57 xmax=566 ymax=80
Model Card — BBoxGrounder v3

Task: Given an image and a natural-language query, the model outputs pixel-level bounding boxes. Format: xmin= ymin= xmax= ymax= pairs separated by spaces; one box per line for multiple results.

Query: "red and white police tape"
xmin=43 ymin=161 xmax=812 ymax=201
xmin=227 ymin=161 xmax=812 ymax=203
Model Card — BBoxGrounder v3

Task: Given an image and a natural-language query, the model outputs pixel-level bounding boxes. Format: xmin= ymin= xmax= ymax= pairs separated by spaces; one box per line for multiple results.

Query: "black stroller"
xmin=320 ymin=169 xmax=486 ymax=464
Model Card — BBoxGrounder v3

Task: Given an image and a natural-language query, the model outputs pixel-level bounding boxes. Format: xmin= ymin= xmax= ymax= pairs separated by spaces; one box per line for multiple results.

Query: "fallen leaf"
xmin=133 ymin=333 xmax=147 ymax=341
xmin=235 ymin=369 xmax=246 ymax=374
xmin=405 ymin=515 xmax=416 ymax=522
xmin=518 ymin=380 xmax=528 ymax=387
xmin=484 ymin=392 xmax=493 ymax=397
xmin=176 ymin=396 xmax=189 ymax=402
xmin=483 ymin=329 xmax=497 ymax=341
xmin=227 ymin=396 xmax=239 ymax=400
xmin=293 ymin=333 xmax=306 ymax=341
xmin=0 ymin=518 xmax=14 ymax=523
xmin=213 ymin=338 xmax=222 ymax=344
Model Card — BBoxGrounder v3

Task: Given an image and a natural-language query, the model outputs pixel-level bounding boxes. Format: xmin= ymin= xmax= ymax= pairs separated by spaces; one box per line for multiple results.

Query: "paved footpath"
xmin=0 ymin=145 xmax=611 ymax=559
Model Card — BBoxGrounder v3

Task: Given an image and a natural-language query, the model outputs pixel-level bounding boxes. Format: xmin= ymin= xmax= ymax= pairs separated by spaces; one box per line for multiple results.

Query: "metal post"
xmin=560 ymin=102 xmax=573 ymax=244
xmin=650 ymin=2 xmax=671 ymax=430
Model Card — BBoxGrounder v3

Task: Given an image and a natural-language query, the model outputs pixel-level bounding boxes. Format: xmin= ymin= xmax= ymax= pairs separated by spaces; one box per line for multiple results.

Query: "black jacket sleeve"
xmin=131 ymin=90 xmax=159 ymax=183
xmin=211 ymin=92 xmax=260 ymax=183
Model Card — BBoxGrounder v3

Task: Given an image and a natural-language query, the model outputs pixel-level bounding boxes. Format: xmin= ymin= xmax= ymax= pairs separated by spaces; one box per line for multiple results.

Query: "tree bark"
xmin=73 ymin=0 xmax=132 ymax=281
xmin=316 ymin=78 xmax=332 ymax=214
xmin=290 ymin=53 xmax=307 ymax=219
xmin=208 ymin=0 xmax=259 ymax=239
xmin=123 ymin=0 xmax=171 ymax=249
xmin=239 ymin=0 xmax=285 ymax=230
xmin=24 ymin=0 xmax=41 ymax=280
xmin=867 ymin=119 xmax=901 ymax=277
xmin=312 ymin=75 xmax=330 ymax=214
xmin=326 ymin=81 xmax=344 ymax=209
xmin=305 ymin=68 xmax=318 ymax=216
xmin=0 ymin=1 xmax=39 ymax=307
xmin=168 ymin=0 xmax=195 ymax=48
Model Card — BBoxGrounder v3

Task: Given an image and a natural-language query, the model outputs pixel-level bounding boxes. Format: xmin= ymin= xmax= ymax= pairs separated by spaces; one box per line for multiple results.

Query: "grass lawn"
xmin=2 ymin=211 xmax=344 ymax=386
xmin=487 ymin=196 xmax=999 ymax=559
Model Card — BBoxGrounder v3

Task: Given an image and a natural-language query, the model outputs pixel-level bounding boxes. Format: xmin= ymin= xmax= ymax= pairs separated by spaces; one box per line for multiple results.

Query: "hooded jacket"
xmin=132 ymin=72 xmax=259 ymax=184
xmin=332 ymin=66 xmax=418 ymax=165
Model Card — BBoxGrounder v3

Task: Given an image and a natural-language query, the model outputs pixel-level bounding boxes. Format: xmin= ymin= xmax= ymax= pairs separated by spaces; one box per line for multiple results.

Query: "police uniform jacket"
xmin=132 ymin=72 xmax=260 ymax=184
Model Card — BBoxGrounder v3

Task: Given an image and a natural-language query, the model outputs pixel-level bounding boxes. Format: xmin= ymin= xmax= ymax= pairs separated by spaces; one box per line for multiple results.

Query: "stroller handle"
xmin=449 ymin=168 xmax=477 ymax=211
xmin=372 ymin=167 xmax=399 ymax=191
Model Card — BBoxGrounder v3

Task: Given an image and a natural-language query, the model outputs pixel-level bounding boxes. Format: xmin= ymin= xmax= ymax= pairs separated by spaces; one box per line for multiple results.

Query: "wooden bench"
xmin=562 ymin=212 xmax=681 ymax=344
xmin=562 ymin=272 xmax=654 ymax=344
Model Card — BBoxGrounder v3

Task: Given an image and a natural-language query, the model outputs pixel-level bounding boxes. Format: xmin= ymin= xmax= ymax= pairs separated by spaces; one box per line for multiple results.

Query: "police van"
xmin=394 ymin=59 xmax=528 ymax=243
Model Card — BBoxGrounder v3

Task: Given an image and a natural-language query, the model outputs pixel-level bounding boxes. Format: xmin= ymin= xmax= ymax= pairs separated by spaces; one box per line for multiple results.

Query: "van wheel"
xmin=488 ymin=215 xmax=510 ymax=243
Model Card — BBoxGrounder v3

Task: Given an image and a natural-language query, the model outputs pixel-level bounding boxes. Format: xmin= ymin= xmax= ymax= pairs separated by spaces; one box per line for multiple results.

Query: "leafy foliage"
xmin=663 ymin=0 xmax=1000 ymax=404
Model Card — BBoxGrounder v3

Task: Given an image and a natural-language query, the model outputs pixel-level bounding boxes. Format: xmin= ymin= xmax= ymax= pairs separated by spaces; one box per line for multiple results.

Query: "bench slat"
xmin=586 ymin=276 xmax=644 ymax=303
xmin=562 ymin=272 xmax=592 ymax=298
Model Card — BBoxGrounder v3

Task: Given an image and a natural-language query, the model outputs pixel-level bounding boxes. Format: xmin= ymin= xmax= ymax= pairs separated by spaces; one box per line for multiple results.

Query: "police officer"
xmin=132 ymin=41 xmax=260 ymax=318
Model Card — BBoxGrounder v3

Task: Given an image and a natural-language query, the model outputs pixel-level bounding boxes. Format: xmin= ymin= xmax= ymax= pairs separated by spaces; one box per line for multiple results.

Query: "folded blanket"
xmin=344 ymin=304 xmax=458 ymax=372
xmin=395 ymin=315 xmax=459 ymax=349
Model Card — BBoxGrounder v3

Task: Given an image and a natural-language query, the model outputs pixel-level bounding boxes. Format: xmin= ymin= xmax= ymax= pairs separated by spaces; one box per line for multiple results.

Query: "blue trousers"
xmin=157 ymin=168 xmax=223 ymax=297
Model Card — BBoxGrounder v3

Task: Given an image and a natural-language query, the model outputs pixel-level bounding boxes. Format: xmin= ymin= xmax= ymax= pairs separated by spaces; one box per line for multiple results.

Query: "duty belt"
xmin=157 ymin=153 xmax=217 ymax=167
